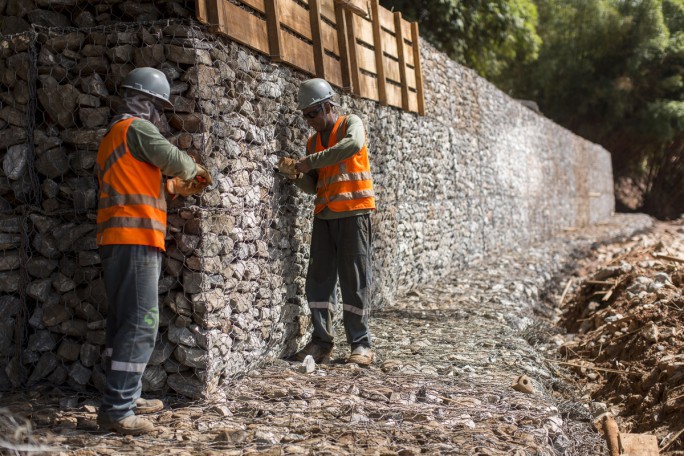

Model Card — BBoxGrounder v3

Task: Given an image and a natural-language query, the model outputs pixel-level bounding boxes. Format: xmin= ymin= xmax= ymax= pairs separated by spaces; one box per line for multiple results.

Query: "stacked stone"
xmin=0 ymin=13 xmax=298 ymax=396
xmin=0 ymin=0 xmax=617 ymax=398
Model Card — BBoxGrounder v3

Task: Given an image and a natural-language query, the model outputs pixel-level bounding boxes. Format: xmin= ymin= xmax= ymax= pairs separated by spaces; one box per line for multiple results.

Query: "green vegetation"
xmin=383 ymin=0 xmax=684 ymax=219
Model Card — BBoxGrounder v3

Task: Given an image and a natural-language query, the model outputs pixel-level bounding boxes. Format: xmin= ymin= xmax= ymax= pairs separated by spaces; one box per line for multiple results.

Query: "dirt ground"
xmin=557 ymin=216 xmax=684 ymax=453
xmin=1 ymin=213 xmax=672 ymax=455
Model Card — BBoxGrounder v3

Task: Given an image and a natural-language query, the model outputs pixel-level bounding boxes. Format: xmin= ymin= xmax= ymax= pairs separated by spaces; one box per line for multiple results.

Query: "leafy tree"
xmin=499 ymin=0 xmax=684 ymax=218
xmin=379 ymin=0 xmax=541 ymax=79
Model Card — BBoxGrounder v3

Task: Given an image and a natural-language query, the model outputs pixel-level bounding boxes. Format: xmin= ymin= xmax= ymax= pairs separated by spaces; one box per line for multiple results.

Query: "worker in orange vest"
xmin=278 ymin=78 xmax=376 ymax=366
xmin=95 ymin=67 xmax=211 ymax=435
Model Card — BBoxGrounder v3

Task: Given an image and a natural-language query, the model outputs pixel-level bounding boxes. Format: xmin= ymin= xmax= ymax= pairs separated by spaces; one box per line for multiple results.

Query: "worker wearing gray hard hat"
xmin=95 ymin=67 xmax=212 ymax=435
xmin=278 ymin=78 xmax=376 ymax=366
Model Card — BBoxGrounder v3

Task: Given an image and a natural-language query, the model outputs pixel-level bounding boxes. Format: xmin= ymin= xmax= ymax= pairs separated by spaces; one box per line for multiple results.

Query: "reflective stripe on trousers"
xmin=100 ymin=244 xmax=161 ymax=420
xmin=306 ymin=214 xmax=372 ymax=348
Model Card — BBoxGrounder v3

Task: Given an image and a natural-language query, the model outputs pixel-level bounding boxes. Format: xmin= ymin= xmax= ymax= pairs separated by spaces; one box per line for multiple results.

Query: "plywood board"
xmin=378 ymin=6 xmax=394 ymax=33
xmin=405 ymin=64 xmax=415 ymax=88
xmin=403 ymin=41 xmax=414 ymax=66
xmin=408 ymin=90 xmax=417 ymax=112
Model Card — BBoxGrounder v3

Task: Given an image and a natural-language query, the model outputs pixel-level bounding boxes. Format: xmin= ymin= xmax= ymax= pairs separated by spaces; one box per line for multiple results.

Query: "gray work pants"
xmin=306 ymin=214 xmax=372 ymax=349
xmin=99 ymin=244 xmax=161 ymax=420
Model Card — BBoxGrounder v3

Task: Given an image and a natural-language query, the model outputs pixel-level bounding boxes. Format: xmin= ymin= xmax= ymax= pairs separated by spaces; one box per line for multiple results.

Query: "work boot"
xmin=293 ymin=341 xmax=333 ymax=364
xmin=135 ymin=398 xmax=164 ymax=414
xmin=97 ymin=412 xmax=155 ymax=435
xmin=347 ymin=345 xmax=374 ymax=366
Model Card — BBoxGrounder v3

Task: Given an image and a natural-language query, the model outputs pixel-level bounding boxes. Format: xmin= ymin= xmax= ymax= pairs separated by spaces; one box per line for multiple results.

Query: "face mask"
xmin=118 ymin=92 xmax=170 ymax=134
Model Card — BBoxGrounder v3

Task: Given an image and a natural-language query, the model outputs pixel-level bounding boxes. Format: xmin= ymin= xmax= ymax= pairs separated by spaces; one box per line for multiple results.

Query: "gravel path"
xmin=0 ymin=214 xmax=653 ymax=455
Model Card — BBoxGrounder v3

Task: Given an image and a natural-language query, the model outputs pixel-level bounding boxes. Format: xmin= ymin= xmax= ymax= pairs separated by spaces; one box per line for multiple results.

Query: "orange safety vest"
xmin=96 ymin=117 xmax=167 ymax=250
xmin=306 ymin=115 xmax=376 ymax=215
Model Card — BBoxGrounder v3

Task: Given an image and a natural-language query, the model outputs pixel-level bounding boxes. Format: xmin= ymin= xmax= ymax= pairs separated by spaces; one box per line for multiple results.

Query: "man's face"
xmin=302 ymin=103 xmax=327 ymax=132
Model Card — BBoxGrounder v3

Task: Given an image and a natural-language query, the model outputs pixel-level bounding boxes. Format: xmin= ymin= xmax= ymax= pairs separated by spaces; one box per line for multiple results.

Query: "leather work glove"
xmin=166 ymin=177 xmax=202 ymax=197
xmin=276 ymin=157 xmax=301 ymax=179
xmin=194 ymin=164 xmax=213 ymax=188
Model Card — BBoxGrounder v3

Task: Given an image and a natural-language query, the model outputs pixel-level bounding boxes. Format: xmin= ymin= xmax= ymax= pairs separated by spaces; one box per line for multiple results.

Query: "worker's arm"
xmin=126 ymin=119 xmax=198 ymax=179
xmin=300 ymin=115 xmax=365 ymax=170
xmin=294 ymin=169 xmax=318 ymax=194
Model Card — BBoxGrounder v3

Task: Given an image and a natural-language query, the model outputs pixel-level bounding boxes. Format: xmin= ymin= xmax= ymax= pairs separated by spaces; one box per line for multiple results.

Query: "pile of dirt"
xmin=558 ymin=217 xmax=684 ymax=452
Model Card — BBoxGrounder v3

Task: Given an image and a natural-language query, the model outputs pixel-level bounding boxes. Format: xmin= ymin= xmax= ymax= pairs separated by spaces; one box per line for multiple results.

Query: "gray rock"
xmin=37 ymin=84 xmax=80 ymax=128
xmin=167 ymin=373 xmax=204 ymax=399
xmin=35 ymin=148 xmax=69 ymax=178
xmin=27 ymin=352 xmax=58 ymax=386
xmin=79 ymin=343 xmax=99 ymax=367
xmin=57 ymin=339 xmax=81 ymax=362
xmin=174 ymin=345 xmax=208 ymax=369
xmin=0 ymin=295 xmax=21 ymax=317
xmin=68 ymin=361 xmax=92 ymax=386
xmin=0 ymin=250 xmax=21 ymax=271
xmin=142 ymin=365 xmax=168 ymax=392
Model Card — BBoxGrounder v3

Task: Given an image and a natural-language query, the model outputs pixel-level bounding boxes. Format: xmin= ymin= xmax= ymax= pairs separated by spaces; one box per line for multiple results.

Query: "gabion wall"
xmin=0 ymin=1 xmax=614 ymax=398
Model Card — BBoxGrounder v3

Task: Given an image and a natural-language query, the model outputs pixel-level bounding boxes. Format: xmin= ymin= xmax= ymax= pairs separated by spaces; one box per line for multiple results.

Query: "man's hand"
xmin=195 ymin=164 xmax=213 ymax=187
xmin=167 ymin=165 xmax=213 ymax=197
xmin=295 ymin=157 xmax=311 ymax=173
xmin=277 ymin=157 xmax=301 ymax=179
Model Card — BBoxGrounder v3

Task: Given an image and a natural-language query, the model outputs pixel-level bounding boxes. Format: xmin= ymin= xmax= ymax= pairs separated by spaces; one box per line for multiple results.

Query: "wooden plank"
xmin=335 ymin=3 xmax=352 ymax=91
xmin=401 ymin=16 xmax=411 ymax=41
xmin=385 ymin=82 xmax=402 ymax=108
xmin=618 ymin=434 xmax=659 ymax=456
xmin=334 ymin=0 xmax=368 ymax=17
xmin=352 ymin=14 xmax=374 ymax=47
xmin=279 ymin=0 xmax=312 ymax=39
xmin=309 ymin=0 xmax=326 ymax=78
xmin=358 ymin=71 xmax=378 ymax=100
xmin=394 ymin=11 xmax=409 ymax=111
xmin=370 ymin=0 xmax=386 ymax=105
xmin=215 ymin=0 xmax=270 ymax=53
xmin=378 ymin=6 xmax=394 ymax=32
xmin=265 ymin=0 xmax=283 ymax=60
xmin=321 ymin=21 xmax=340 ymax=56
xmin=383 ymin=55 xmax=400 ymax=84
xmin=205 ymin=0 xmax=221 ymax=32
xmin=408 ymin=90 xmax=417 ymax=112
xmin=381 ymin=28 xmax=397 ymax=59
xmin=239 ymin=0 xmax=266 ymax=14
xmin=345 ymin=9 xmax=361 ymax=96
xmin=281 ymin=28 xmax=316 ymax=75
xmin=403 ymin=40 xmax=414 ymax=66
xmin=195 ymin=0 xmax=209 ymax=24
xmin=405 ymin=63 xmax=415 ymax=88
xmin=411 ymin=21 xmax=425 ymax=115
xmin=300 ymin=0 xmax=337 ymax=24
xmin=356 ymin=41 xmax=377 ymax=75
xmin=324 ymin=54 xmax=343 ymax=87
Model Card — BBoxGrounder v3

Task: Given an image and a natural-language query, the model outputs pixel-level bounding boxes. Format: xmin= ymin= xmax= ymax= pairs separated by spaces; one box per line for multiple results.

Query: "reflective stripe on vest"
xmin=306 ymin=115 xmax=376 ymax=214
xmin=96 ymin=117 xmax=167 ymax=250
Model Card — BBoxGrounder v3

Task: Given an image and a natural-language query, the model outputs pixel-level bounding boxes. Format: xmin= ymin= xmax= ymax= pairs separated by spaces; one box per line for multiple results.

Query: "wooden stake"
xmin=370 ymin=0 xmax=386 ymax=105
xmin=410 ymin=21 xmax=425 ymax=115
xmin=309 ymin=0 xmax=326 ymax=78
xmin=393 ymin=11 xmax=409 ymax=111
xmin=265 ymin=0 xmax=283 ymax=61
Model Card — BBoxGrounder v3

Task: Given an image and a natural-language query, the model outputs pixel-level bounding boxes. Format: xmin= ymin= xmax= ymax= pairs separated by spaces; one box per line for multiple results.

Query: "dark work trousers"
xmin=306 ymin=214 xmax=372 ymax=349
xmin=99 ymin=244 xmax=161 ymax=420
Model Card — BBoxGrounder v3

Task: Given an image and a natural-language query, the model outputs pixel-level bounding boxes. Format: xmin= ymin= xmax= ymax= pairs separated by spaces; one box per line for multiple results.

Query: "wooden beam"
xmin=411 ymin=21 xmax=425 ymax=115
xmin=334 ymin=2 xmax=352 ymax=91
xmin=345 ymin=9 xmax=361 ymax=96
xmin=204 ymin=0 xmax=221 ymax=33
xmin=265 ymin=0 xmax=283 ymax=61
xmin=393 ymin=11 xmax=409 ymax=111
xmin=334 ymin=0 xmax=367 ymax=18
xmin=370 ymin=0 xmax=386 ymax=105
xmin=309 ymin=0 xmax=326 ymax=78
xmin=195 ymin=0 xmax=209 ymax=24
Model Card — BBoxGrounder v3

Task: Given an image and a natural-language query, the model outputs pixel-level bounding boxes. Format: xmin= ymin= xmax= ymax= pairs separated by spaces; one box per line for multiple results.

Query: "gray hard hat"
xmin=297 ymin=78 xmax=336 ymax=110
xmin=120 ymin=67 xmax=174 ymax=109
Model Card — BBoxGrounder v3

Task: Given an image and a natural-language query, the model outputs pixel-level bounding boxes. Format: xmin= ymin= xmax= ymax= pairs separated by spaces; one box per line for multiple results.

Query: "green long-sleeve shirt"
xmin=126 ymin=119 xmax=198 ymax=180
xmin=294 ymin=114 xmax=373 ymax=220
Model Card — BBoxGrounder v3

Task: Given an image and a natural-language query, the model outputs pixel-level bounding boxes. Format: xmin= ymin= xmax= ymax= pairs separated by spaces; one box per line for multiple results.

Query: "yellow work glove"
xmin=193 ymin=164 xmax=213 ymax=189
xmin=277 ymin=157 xmax=301 ymax=179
